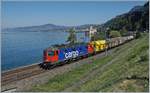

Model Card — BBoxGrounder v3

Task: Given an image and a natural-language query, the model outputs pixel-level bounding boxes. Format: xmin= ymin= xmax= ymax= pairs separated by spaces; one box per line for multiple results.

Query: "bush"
xmin=139 ymin=54 xmax=148 ymax=62
xmin=91 ymin=31 xmax=105 ymax=41
xmin=135 ymin=32 xmax=142 ymax=39
xmin=120 ymin=29 xmax=128 ymax=36
xmin=109 ymin=30 xmax=121 ymax=38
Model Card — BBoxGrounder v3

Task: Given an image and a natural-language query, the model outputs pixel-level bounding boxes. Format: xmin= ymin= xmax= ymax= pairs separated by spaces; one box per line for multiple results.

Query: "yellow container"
xmin=90 ymin=40 xmax=107 ymax=52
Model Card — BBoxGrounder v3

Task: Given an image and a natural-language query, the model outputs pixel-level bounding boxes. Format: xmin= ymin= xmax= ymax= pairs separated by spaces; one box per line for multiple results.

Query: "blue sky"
xmin=2 ymin=1 xmax=147 ymax=28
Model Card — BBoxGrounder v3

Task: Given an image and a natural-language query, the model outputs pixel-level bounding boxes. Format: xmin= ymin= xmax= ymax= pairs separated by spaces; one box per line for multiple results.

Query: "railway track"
xmin=1 ymin=63 xmax=45 ymax=86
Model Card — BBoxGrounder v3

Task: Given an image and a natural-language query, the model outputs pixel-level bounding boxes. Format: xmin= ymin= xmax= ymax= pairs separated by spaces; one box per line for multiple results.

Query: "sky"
xmin=2 ymin=1 xmax=147 ymax=28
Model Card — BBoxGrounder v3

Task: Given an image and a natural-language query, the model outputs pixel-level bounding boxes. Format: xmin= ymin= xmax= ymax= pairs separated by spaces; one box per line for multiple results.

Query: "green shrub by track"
xmin=31 ymin=34 xmax=149 ymax=92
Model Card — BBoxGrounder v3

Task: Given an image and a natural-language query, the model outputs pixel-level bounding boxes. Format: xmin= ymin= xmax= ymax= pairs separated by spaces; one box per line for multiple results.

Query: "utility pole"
xmin=105 ymin=27 xmax=109 ymax=56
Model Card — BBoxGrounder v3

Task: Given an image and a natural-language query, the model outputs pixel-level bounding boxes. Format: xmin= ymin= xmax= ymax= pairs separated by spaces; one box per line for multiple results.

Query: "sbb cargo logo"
xmin=65 ymin=51 xmax=79 ymax=59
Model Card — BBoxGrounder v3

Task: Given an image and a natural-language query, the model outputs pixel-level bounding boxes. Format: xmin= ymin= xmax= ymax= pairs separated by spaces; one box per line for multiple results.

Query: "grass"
xmin=30 ymin=34 xmax=149 ymax=92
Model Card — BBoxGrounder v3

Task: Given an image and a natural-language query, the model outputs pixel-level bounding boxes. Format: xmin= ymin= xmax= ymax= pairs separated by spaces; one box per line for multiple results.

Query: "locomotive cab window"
xmin=48 ymin=51 xmax=54 ymax=56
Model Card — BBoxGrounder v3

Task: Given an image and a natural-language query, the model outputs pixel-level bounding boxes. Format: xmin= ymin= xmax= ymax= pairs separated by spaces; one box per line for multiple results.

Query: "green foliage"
xmin=120 ymin=28 xmax=128 ymax=36
xmin=102 ymin=2 xmax=149 ymax=32
xmin=135 ymin=31 xmax=142 ymax=39
xmin=90 ymin=31 xmax=105 ymax=41
xmin=139 ymin=54 xmax=148 ymax=62
xmin=109 ymin=30 xmax=121 ymax=38
xmin=66 ymin=28 xmax=77 ymax=45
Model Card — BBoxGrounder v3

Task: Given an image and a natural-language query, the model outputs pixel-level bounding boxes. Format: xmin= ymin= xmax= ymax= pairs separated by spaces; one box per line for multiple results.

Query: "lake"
xmin=1 ymin=31 xmax=89 ymax=71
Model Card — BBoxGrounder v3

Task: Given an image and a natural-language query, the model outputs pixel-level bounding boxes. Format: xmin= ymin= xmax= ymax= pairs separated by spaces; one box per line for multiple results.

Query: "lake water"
xmin=1 ymin=31 xmax=89 ymax=71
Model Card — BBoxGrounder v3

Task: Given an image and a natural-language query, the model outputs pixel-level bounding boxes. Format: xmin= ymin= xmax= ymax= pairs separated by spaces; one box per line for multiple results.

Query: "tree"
xmin=109 ymin=30 xmax=121 ymax=38
xmin=120 ymin=27 xmax=128 ymax=36
xmin=90 ymin=31 xmax=105 ymax=41
xmin=66 ymin=28 xmax=77 ymax=45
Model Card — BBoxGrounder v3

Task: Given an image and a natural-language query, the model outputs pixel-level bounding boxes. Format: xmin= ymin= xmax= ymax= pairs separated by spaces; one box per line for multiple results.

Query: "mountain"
xmin=3 ymin=23 xmax=98 ymax=32
xmin=3 ymin=24 xmax=70 ymax=32
xmin=100 ymin=2 xmax=149 ymax=32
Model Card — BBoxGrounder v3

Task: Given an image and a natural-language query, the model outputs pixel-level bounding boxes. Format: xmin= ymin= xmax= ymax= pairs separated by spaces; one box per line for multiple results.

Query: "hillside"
xmin=30 ymin=34 xmax=149 ymax=92
xmin=3 ymin=24 xmax=69 ymax=32
xmin=101 ymin=2 xmax=149 ymax=32
xmin=3 ymin=24 xmax=98 ymax=32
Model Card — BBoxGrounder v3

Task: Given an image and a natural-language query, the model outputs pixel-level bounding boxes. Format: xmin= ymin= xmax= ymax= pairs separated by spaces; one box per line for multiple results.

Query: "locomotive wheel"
xmin=39 ymin=63 xmax=42 ymax=68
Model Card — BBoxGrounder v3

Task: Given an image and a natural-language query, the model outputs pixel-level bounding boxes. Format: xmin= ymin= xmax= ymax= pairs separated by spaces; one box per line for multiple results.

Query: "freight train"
xmin=40 ymin=35 xmax=134 ymax=69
